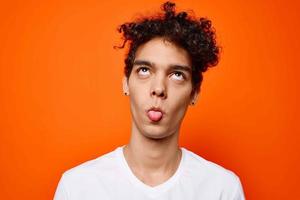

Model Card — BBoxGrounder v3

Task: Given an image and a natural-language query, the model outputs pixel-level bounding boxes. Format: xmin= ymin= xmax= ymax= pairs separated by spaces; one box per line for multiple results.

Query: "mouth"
xmin=146 ymin=107 xmax=164 ymax=122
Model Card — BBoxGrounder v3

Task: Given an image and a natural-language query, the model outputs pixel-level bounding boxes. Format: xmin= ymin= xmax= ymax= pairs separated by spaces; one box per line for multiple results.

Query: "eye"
xmin=137 ymin=66 xmax=150 ymax=76
xmin=171 ymin=71 xmax=185 ymax=81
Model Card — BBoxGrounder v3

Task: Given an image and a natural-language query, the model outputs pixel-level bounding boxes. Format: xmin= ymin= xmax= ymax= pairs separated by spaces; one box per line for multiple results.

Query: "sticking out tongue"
xmin=147 ymin=110 xmax=163 ymax=122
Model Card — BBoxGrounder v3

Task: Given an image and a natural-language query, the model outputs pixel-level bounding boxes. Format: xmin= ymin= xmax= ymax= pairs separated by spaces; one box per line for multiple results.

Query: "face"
xmin=123 ymin=37 xmax=198 ymax=139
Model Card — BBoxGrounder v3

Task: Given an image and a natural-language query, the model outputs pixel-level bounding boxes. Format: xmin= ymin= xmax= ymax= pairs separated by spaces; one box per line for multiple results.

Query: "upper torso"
xmin=54 ymin=146 xmax=245 ymax=200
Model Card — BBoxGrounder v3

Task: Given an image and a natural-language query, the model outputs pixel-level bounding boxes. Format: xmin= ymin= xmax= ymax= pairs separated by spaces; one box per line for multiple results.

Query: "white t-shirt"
xmin=54 ymin=146 xmax=245 ymax=200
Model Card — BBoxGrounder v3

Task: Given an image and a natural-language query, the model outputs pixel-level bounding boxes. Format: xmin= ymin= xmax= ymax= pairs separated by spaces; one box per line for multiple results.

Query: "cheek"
xmin=168 ymin=87 xmax=192 ymax=113
xmin=128 ymin=77 xmax=148 ymax=95
xmin=129 ymin=84 xmax=148 ymax=111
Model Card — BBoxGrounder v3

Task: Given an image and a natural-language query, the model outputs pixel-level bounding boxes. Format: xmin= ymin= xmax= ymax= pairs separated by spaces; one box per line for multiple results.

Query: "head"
xmin=116 ymin=1 xmax=220 ymax=139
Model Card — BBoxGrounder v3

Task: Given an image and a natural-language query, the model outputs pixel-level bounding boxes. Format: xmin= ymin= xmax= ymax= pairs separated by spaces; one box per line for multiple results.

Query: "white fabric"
xmin=54 ymin=146 xmax=245 ymax=200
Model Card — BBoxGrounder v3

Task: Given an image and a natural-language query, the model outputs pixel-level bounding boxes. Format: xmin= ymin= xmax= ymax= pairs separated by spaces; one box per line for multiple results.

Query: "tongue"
xmin=147 ymin=110 xmax=163 ymax=122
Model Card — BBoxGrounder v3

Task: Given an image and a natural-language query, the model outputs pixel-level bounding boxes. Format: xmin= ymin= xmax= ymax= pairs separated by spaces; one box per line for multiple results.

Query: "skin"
xmin=122 ymin=37 xmax=198 ymax=187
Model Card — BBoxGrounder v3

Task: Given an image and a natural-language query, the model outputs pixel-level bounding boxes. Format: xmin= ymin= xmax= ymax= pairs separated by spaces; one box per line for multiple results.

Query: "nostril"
xmin=151 ymin=88 xmax=166 ymax=98
xmin=158 ymin=92 xmax=165 ymax=97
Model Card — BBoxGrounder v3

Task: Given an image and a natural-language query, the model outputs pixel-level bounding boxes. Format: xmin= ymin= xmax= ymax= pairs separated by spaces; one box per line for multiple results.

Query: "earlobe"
xmin=190 ymin=89 xmax=199 ymax=106
xmin=122 ymin=77 xmax=129 ymax=96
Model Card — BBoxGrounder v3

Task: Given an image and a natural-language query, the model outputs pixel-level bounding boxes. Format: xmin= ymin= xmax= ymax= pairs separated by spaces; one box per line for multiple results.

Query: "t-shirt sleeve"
xmin=232 ymin=176 xmax=245 ymax=200
xmin=53 ymin=174 xmax=69 ymax=200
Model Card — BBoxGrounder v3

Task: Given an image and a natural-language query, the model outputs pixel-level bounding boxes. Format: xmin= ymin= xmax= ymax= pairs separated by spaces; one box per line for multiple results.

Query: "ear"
xmin=190 ymin=88 xmax=199 ymax=106
xmin=122 ymin=76 xmax=129 ymax=95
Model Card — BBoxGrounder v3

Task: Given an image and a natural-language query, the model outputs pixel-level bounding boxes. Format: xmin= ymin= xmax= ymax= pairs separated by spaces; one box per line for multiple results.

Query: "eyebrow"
xmin=133 ymin=60 xmax=153 ymax=67
xmin=133 ymin=59 xmax=192 ymax=73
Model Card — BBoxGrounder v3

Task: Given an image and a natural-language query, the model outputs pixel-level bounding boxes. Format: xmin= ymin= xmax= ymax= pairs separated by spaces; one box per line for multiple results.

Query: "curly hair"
xmin=116 ymin=1 xmax=220 ymax=92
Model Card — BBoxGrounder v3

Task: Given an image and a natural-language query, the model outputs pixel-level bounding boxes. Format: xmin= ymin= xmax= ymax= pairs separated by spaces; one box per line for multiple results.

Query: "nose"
xmin=151 ymin=88 xmax=166 ymax=98
xmin=150 ymin=75 xmax=167 ymax=99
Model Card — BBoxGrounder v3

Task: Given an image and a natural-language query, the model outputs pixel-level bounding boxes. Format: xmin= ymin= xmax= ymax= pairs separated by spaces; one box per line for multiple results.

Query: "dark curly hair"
xmin=116 ymin=1 xmax=220 ymax=93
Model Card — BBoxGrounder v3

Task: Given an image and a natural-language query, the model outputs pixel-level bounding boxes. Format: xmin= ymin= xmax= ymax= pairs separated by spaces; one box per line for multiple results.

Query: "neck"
xmin=124 ymin=123 xmax=181 ymax=174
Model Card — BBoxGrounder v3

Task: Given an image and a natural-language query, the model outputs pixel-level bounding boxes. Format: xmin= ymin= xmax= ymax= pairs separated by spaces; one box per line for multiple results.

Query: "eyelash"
xmin=136 ymin=67 xmax=150 ymax=76
xmin=173 ymin=71 xmax=185 ymax=79
xmin=137 ymin=66 xmax=149 ymax=72
xmin=136 ymin=66 xmax=186 ymax=80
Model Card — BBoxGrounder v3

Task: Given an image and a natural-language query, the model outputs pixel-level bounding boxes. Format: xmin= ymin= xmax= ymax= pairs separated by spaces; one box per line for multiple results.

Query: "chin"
xmin=144 ymin=133 xmax=168 ymax=140
xmin=142 ymin=125 xmax=175 ymax=140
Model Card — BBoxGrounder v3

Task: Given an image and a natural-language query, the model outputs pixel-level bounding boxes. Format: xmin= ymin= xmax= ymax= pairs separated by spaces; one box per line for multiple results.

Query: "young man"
xmin=54 ymin=2 xmax=245 ymax=199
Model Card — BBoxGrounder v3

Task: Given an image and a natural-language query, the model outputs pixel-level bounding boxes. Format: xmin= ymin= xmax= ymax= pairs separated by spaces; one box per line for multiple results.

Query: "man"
xmin=54 ymin=1 xmax=245 ymax=199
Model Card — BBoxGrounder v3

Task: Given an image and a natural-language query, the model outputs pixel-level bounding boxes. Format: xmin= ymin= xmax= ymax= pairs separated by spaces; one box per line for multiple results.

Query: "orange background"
xmin=0 ymin=0 xmax=299 ymax=199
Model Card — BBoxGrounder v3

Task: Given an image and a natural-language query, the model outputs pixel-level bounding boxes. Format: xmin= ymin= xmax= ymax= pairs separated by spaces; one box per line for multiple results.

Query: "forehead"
xmin=134 ymin=38 xmax=192 ymax=68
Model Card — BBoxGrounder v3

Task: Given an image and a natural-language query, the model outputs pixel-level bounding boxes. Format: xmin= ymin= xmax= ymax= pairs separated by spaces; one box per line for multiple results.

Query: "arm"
xmin=53 ymin=175 xmax=69 ymax=200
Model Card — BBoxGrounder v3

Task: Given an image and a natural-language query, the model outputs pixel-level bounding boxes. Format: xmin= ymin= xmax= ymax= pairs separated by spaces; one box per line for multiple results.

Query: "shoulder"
xmin=183 ymin=148 xmax=239 ymax=181
xmin=54 ymin=147 xmax=122 ymax=199
xmin=182 ymin=148 xmax=244 ymax=197
xmin=61 ymin=147 xmax=120 ymax=183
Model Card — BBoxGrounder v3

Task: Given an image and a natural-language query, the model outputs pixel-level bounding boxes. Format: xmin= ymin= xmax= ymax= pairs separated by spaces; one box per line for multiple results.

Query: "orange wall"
xmin=0 ymin=0 xmax=299 ymax=199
